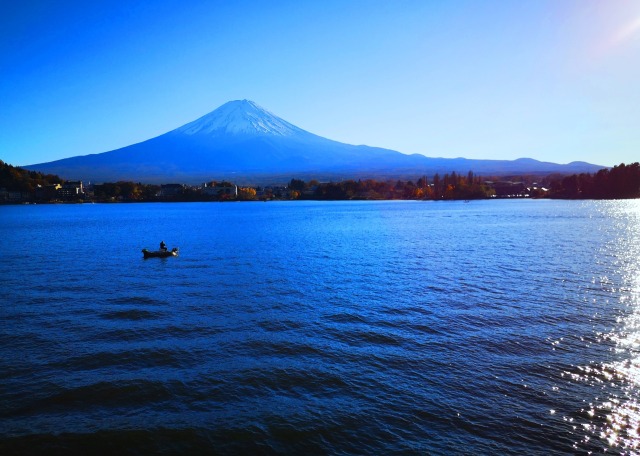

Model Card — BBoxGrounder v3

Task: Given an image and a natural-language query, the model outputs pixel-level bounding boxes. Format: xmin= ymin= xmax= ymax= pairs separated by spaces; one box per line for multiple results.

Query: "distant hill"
xmin=25 ymin=100 xmax=605 ymax=184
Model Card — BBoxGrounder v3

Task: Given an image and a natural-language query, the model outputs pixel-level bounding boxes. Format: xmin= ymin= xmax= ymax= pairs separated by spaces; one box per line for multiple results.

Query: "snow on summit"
xmin=176 ymin=99 xmax=303 ymax=137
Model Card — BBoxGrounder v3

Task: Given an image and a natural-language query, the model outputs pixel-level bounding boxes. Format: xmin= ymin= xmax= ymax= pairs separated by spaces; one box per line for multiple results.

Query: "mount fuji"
xmin=25 ymin=100 xmax=603 ymax=183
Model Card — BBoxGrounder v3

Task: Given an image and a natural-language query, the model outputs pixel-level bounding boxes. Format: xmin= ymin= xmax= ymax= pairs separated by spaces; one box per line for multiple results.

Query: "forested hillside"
xmin=550 ymin=162 xmax=640 ymax=199
xmin=0 ymin=160 xmax=62 ymax=191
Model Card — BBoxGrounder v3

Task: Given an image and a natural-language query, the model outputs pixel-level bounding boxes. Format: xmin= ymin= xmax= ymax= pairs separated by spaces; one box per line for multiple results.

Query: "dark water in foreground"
xmin=1 ymin=200 xmax=639 ymax=455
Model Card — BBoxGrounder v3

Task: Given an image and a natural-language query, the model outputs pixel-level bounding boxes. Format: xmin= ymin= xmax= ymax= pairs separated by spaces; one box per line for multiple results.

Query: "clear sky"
xmin=1 ymin=0 xmax=638 ymax=167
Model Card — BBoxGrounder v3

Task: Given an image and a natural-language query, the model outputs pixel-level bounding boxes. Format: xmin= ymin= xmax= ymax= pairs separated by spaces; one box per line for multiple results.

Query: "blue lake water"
xmin=1 ymin=199 xmax=639 ymax=454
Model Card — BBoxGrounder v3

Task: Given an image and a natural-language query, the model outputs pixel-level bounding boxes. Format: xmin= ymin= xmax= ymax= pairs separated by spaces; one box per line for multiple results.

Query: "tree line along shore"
xmin=1 ymin=160 xmax=638 ymax=203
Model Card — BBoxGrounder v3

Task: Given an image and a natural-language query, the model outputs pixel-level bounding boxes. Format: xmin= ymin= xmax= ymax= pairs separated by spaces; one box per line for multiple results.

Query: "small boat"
xmin=142 ymin=247 xmax=179 ymax=258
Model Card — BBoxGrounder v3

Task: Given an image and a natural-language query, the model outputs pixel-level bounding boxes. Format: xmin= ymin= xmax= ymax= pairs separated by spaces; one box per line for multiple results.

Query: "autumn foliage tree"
xmin=238 ymin=187 xmax=257 ymax=200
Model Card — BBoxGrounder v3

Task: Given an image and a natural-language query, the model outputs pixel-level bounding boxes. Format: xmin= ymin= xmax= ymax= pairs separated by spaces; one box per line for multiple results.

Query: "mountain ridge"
xmin=25 ymin=100 xmax=605 ymax=184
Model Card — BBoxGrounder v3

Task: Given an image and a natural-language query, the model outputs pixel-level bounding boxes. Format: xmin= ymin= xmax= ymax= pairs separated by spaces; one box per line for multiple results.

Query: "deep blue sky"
xmin=1 ymin=0 xmax=638 ymax=167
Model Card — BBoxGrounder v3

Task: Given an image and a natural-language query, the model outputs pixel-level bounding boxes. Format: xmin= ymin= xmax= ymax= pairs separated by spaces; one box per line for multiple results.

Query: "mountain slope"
xmin=25 ymin=100 xmax=605 ymax=183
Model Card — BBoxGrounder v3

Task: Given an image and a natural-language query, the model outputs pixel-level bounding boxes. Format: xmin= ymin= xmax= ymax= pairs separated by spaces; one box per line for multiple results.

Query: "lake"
xmin=1 ymin=199 xmax=639 ymax=455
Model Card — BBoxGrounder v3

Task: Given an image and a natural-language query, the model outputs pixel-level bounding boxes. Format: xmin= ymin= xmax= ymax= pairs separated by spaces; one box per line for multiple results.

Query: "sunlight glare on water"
xmin=572 ymin=201 xmax=640 ymax=453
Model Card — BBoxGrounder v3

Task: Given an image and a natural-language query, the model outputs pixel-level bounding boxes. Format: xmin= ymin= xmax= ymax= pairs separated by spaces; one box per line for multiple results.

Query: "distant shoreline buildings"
xmin=2 ymin=160 xmax=638 ymax=204
xmin=0 ymin=177 xmax=579 ymax=204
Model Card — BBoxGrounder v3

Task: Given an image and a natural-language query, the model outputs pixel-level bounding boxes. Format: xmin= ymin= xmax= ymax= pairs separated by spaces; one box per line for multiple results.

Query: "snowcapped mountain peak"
xmin=175 ymin=99 xmax=304 ymax=137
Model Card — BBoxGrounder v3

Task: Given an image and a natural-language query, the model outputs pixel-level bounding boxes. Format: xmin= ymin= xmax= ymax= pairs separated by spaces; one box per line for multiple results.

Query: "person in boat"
xmin=160 ymin=240 xmax=167 ymax=251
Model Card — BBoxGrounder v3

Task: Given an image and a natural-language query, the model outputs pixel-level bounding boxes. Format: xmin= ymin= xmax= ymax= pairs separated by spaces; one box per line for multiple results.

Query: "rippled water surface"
xmin=1 ymin=200 xmax=639 ymax=454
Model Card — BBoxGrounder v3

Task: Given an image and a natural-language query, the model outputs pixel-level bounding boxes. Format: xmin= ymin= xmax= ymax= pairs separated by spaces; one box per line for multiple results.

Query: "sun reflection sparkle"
xmin=582 ymin=201 xmax=640 ymax=452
